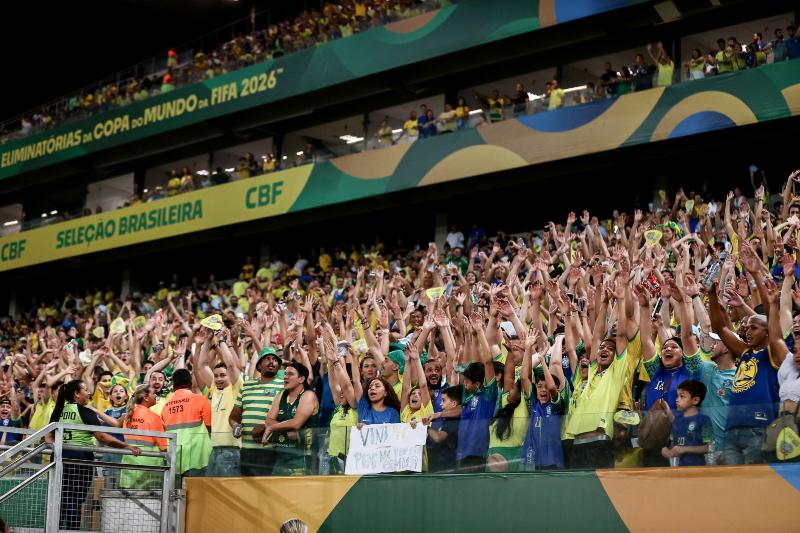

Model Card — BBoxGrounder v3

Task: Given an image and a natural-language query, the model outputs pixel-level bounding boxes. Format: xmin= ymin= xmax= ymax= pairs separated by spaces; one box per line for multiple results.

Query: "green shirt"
xmin=235 ymin=372 xmax=285 ymax=448
xmin=58 ymin=403 xmax=98 ymax=447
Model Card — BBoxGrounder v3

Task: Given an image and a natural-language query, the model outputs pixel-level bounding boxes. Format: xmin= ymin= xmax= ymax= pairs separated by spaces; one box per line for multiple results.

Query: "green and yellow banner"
xmin=185 ymin=464 xmax=800 ymax=532
xmin=1 ymin=60 xmax=798 ymax=273
xmin=0 ymin=166 xmax=310 ymax=271
xmin=0 ymin=0 xmax=650 ymax=180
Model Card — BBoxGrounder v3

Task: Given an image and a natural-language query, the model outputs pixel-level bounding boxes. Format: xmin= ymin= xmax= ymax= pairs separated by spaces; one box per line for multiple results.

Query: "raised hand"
xmin=738 ymin=241 xmax=761 ymax=273
xmin=567 ymin=211 xmax=577 ymax=225
xmin=567 ymin=267 xmax=582 ymax=288
xmin=433 ymin=309 xmax=449 ymax=328
xmin=683 ymin=274 xmax=700 ymax=297
xmin=546 ymin=279 xmax=559 ymax=299
xmin=529 ymin=280 xmax=543 ymax=301
xmin=468 ymin=312 xmax=483 ymax=331
xmin=782 ymin=253 xmax=796 ymax=278
xmin=726 ymin=288 xmax=746 ymax=308
xmin=632 ymin=284 xmax=650 ymax=307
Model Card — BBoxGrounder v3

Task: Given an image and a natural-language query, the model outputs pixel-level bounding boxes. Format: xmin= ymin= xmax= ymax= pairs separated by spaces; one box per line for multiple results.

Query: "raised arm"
xmin=708 ymin=283 xmax=748 ymax=358
xmin=765 ymin=282 xmax=789 ymax=367
xmin=470 ymin=314 xmax=495 ymax=385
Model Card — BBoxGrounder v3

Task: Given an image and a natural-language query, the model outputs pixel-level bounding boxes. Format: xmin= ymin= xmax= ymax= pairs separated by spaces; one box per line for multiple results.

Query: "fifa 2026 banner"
xmin=0 ymin=0 xmax=651 ymax=180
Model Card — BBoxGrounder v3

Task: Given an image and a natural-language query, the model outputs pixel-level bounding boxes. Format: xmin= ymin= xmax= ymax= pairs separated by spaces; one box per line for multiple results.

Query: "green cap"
xmin=387 ymin=350 xmax=406 ymax=375
xmin=256 ymin=346 xmax=281 ymax=371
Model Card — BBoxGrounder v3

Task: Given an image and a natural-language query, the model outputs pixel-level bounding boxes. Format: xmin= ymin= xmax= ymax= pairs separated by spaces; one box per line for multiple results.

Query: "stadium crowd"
xmin=3 ymin=16 xmax=799 ymax=146
xmin=1 ymin=169 xmax=800 ymax=480
xmin=0 ymin=0 xmax=442 ymax=144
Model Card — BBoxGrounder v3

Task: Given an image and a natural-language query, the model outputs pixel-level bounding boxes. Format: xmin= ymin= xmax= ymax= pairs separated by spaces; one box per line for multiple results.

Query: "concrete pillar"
xmin=120 ymin=269 xmax=132 ymax=300
xmin=259 ymin=242 xmax=271 ymax=266
xmin=434 ymin=212 xmax=448 ymax=250
xmin=7 ymin=290 xmax=17 ymax=318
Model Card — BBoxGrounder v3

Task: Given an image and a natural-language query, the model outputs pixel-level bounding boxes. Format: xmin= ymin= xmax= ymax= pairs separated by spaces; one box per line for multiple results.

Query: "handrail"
xmin=0 ymin=442 xmax=50 ymax=479
xmin=0 ymin=422 xmax=57 ymax=464
xmin=0 ymin=461 xmax=54 ymax=505
xmin=62 ymin=444 xmax=167 ymax=459
xmin=58 ymin=422 xmax=173 ymax=440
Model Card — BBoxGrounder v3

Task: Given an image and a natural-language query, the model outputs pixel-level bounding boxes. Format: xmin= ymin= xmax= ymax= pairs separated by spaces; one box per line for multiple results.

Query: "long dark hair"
xmin=368 ymin=378 xmax=401 ymax=412
xmin=51 ymin=379 xmax=84 ymax=422
xmin=493 ymin=381 xmax=522 ymax=441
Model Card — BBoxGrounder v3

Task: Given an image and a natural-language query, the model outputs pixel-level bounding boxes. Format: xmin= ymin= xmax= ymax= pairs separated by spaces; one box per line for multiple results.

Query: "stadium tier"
xmin=1 ymin=1 xmax=800 ymax=532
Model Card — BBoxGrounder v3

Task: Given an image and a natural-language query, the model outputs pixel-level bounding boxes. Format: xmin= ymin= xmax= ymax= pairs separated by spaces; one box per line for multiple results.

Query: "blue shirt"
xmin=771 ymin=39 xmax=787 ymax=62
xmin=0 ymin=417 xmax=22 ymax=444
xmin=726 ymin=347 xmax=780 ymax=429
xmin=356 ymin=395 xmax=400 ymax=425
xmin=456 ymin=378 xmax=499 ymax=461
xmin=430 ymin=382 xmax=445 ymax=413
xmin=521 ymin=388 xmax=566 ymax=470
xmin=318 ymin=375 xmax=336 ymax=427
xmin=786 ymin=36 xmax=800 ymax=60
xmin=103 ymin=406 xmax=127 ymax=442
xmin=644 ymin=363 xmax=690 ymax=410
xmin=671 ymin=412 xmax=712 ymax=466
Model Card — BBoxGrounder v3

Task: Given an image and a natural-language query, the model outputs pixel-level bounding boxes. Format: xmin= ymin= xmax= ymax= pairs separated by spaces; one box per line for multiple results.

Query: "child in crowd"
xmin=661 ymin=380 xmax=712 ymax=466
xmin=520 ymin=335 xmax=567 ymax=471
xmin=0 ymin=394 xmax=22 ymax=445
xmin=425 ymin=386 xmax=462 ymax=473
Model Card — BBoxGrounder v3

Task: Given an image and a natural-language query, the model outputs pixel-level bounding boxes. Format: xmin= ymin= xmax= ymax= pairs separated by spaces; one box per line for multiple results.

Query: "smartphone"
xmin=336 ymin=340 xmax=350 ymax=357
xmin=233 ymin=426 xmax=242 ymax=438
xmin=376 ymin=298 xmax=384 ymax=305
xmin=451 ymin=275 xmax=458 ymax=281
xmin=651 ymin=297 xmax=664 ymax=319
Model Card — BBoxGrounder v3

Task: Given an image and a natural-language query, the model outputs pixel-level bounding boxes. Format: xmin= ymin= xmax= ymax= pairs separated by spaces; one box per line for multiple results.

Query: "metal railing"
xmin=0 ymin=423 xmax=178 ymax=533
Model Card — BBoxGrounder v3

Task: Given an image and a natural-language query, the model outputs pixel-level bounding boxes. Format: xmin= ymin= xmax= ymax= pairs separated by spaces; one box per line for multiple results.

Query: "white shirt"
xmin=446 ymin=231 xmax=465 ymax=249
xmin=778 ymin=353 xmax=800 ymax=403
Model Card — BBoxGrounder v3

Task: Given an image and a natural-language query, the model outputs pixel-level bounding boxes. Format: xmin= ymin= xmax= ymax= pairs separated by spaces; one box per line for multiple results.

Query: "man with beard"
xmin=230 ymin=346 xmax=285 ymax=476
xmin=424 ymin=360 xmax=445 ymax=412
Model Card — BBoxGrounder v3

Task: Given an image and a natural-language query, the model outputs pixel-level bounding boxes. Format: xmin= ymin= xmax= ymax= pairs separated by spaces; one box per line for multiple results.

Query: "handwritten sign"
xmin=345 ymin=423 xmax=426 ymax=475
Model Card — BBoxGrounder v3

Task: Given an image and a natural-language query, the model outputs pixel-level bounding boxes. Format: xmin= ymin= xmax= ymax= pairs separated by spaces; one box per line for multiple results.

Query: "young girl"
xmin=94 ymin=383 xmax=129 ymax=428
xmin=93 ymin=383 xmax=130 ymax=487
xmin=400 ymin=344 xmax=433 ymax=423
xmin=354 ymin=370 xmax=401 ymax=426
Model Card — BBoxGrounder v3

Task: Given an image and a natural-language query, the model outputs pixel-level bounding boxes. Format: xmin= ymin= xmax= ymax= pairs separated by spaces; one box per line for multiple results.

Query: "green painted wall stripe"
xmin=319 ymin=472 xmax=629 ymax=532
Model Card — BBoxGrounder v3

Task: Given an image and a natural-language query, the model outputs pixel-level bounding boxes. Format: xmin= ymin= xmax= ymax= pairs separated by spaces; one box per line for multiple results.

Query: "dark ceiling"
xmin=0 ymin=0 xmax=307 ymax=123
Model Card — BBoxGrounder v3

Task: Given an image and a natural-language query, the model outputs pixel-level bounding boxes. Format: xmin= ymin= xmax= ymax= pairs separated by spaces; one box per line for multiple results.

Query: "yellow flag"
xmin=644 ymin=229 xmax=662 ymax=248
xmin=426 ymin=286 xmax=445 ymax=300
xmin=200 ymin=314 xmax=224 ymax=331
xmin=110 ymin=317 xmax=126 ymax=334
xmin=92 ymin=326 xmax=105 ymax=339
xmin=776 ymin=427 xmax=800 ymax=461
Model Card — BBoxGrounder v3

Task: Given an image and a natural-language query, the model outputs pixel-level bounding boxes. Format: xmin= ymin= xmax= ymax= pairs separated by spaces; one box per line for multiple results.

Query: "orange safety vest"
xmin=160 ymin=388 xmax=212 ymax=473
xmin=161 ymin=388 xmax=211 ymax=431
xmin=124 ymin=404 xmax=168 ymax=450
